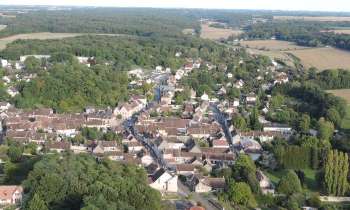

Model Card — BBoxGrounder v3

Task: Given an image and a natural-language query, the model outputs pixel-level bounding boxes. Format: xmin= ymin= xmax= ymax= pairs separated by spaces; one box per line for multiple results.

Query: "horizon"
xmin=0 ymin=0 xmax=349 ymax=13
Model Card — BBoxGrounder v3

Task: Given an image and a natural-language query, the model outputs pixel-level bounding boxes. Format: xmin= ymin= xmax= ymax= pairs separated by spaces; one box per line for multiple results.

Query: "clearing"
xmin=240 ymin=40 xmax=350 ymax=70
xmin=287 ymin=47 xmax=350 ymax=70
xmin=200 ymin=23 xmax=242 ymax=40
xmin=239 ymin=40 xmax=307 ymax=51
xmin=274 ymin=16 xmax=350 ymax=22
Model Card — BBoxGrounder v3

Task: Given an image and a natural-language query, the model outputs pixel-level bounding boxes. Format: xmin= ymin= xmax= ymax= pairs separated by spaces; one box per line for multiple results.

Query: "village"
xmin=0 ymin=50 xmax=296 ymax=209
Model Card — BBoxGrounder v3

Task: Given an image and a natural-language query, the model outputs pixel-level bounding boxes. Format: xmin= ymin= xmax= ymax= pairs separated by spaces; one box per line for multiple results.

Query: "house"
xmin=200 ymin=92 xmax=209 ymax=101
xmin=257 ymin=170 xmax=275 ymax=194
xmin=274 ymin=72 xmax=289 ymax=85
xmin=92 ymin=141 xmax=120 ymax=154
xmin=47 ymin=141 xmax=71 ymax=153
xmin=263 ymin=123 xmax=292 ymax=134
xmin=126 ymin=141 xmax=143 ymax=153
xmin=246 ymin=93 xmax=257 ymax=105
xmin=0 ymin=59 xmax=8 ymax=68
xmin=149 ymin=168 xmax=178 ymax=193
xmin=233 ymin=131 xmax=281 ymax=144
xmin=232 ymin=99 xmax=240 ymax=107
xmin=0 ymin=102 xmax=11 ymax=112
xmin=191 ymin=176 xmax=226 ymax=193
xmin=240 ymin=138 xmax=262 ymax=161
xmin=20 ymin=55 xmax=51 ymax=62
xmin=0 ymin=185 xmax=23 ymax=205
xmin=7 ymin=87 xmax=19 ymax=97
xmin=212 ymin=139 xmax=229 ymax=149
xmin=175 ymin=164 xmax=196 ymax=176
xmin=234 ymin=79 xmax=244 ymax=89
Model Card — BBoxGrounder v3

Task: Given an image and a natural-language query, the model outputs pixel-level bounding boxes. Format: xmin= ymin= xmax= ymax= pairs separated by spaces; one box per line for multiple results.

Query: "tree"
xmin=323 ymin=150 xmax=349 ymax=196
xmin=23 ymin=153 xmax=162 ymax=210
xmin=277 ymin=170 xmax=302 ymax=195
xmin=27 ymin=194 xmax=48 ymax=210
xmin=317 ymin=118 xmax=334 ymax=142
xmin=297 ymin=114 xmax=311 ymax=133
xmin=249 ymin=107 xmax=262 ymax=130
xmin=227 ymin=182 xmax=257 ymax=208
xmin=232 ymin=115 xmax=247 ymax=131
xmin=232 ymin=154 xmax=260 ymax=194
xmin=7 ymin=145 xmax=22 ymax=162
xmin=24 ymin=56 xmax=41 ymax=73
xmin=326 ymin=108 xmax=341 ymax=128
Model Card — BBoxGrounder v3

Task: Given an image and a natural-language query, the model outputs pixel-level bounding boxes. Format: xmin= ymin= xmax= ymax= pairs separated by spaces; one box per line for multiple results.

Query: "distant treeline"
xmin=244 ymin=21 xmax=350 ymax=50
xmin=310 ymin=69 xmax=350 ymax=90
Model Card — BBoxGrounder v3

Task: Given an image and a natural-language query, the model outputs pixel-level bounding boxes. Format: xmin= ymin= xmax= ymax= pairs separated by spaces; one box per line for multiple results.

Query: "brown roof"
xmin=0 ymin=186 xmax=23 ymax=200
xmin=176 ymin=164 xmax=195 ymax=172
xmin=202 ymin=177 xmax=226 ymax=189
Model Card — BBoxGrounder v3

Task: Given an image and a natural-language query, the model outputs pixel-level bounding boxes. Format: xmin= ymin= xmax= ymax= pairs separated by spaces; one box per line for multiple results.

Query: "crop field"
xmin=200 ymin=23 xmax=242 ymax=40
xmin=240 ymin=40 xmax=307 ymax=51
xmin=287 ymin=47 xmax=350 ymax=70
xmin=274 ymin=16 xmax=350 ymax=21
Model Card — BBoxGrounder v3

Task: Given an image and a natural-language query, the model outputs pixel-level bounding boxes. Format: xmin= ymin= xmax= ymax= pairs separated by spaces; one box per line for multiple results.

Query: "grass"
xmin=264 ymin=168 xmax=319 ymax=192
xmin=341 ymin=106 xmax=350 ymax=131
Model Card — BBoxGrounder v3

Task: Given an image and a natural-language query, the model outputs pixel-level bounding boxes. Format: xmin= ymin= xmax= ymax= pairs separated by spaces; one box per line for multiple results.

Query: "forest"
xmin=23 ymin=153 xmax=162 ymax=210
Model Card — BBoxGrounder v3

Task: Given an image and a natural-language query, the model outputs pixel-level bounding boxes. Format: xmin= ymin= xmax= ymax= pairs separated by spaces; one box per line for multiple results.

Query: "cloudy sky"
xmin=0 ymin=0 xmax=349 ymax=12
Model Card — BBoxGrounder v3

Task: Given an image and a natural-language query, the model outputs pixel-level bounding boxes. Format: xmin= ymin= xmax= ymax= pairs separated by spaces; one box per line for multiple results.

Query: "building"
xmin=0 ymin=185 xmax=23 ymax=205
xmin=149 ymin=168 xmax=178 ymax=193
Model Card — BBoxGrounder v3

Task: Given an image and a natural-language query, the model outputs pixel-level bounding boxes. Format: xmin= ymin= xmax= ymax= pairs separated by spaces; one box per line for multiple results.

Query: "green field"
xmin=264 ymin=169 xmax=318 ymax=192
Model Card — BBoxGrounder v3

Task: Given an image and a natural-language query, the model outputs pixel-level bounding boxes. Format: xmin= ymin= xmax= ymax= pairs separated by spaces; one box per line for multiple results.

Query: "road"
xmin=211 ymin=105 xmax=238 ymax=155
xmin=178 ymin=181 xmax=221 ymax=210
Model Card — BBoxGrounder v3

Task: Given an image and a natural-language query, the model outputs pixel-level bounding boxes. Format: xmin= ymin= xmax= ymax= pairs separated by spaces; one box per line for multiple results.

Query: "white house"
xmin=149 ymin=169 xmax=178 ymax=193
xmin=0 ymin=185 xmax=23 ymax=205
xmin=201 ymin=92 xmax=209 ymax=101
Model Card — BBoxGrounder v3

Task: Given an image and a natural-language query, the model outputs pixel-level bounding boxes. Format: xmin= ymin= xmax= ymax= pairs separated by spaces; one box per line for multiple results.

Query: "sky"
xmin=0 ymin=0 xmax=349 ymax=12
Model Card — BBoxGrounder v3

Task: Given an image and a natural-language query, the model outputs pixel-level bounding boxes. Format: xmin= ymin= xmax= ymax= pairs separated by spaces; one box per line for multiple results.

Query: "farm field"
xmin=274 ymin=16 xmax=350 ymax=21
xmin=200 ymin=23 xmax=242 ymax=40
xmin=245 ymin=48 xmax=295 ymax=66
xmin=322 ymin=29 xmax=350 ymax=34
xmin=287 ymin=47 xmax=350 ymax=70
xmin=0 ymin=32 xmax=83 ymax=50
xmin=239 ymin=40 xmax=307 ymax=51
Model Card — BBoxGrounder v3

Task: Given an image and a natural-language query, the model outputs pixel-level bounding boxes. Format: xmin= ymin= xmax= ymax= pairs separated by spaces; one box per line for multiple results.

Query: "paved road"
xmin=178 ymin=181 xmax=221 ymax=210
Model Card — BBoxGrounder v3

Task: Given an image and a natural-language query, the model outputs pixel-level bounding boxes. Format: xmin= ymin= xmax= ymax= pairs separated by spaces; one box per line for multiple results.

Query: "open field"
xmin=0 ymin=32 xmax=83 ymax=50
xmin=240 ymin=40 xmax=308 ymax=51
xmin=200 ymin=23 xmax=242 ymax=40
xmin=274 ymin=16 xmax=350 ymax=21
xmin=322 ymin=29 xmax=350 ymax=35
xmin=245 ymin=48 xmax=295 ymax=66
xmin=287 ymin=47 xmax=350 ymax=70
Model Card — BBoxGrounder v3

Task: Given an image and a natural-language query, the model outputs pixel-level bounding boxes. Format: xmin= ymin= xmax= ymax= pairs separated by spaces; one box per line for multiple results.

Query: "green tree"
xmin=323 ymin=150 xmax=349 ymax=196
xmin=249 ymin=106 xmax=262 ymax=130
xmin=7 ymin=145 xmax=22 ymax=162
xmin=326 ymin=108 xmax=341 ymax=128
xmin=297 ymin=114 xmax=311 ymax=133
xmin=227 ymin=182 xmax=257 ymax=208
xmin=277 ymin=170 xmax=302 ymax=195
xmin=27 ymin=193 xmax=48 ymax=210
xmin=317 ymin=118 xmax=334 ymax=142
xmin=232 ymin=115 xmax=247 ymax=131
xmin=24 ymin=56 xmax=41 ymax=73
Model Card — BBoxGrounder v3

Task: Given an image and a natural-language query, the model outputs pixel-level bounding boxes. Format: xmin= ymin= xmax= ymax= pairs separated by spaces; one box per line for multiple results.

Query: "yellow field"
xmin=274 ymin=16 xmax=350 ymax=22
xmin=327 ymin=89 xmax=350 ymax=103
xmin=200 ymin=23 xmax=242 ymax=40
xmin=322 ymin=29 xmax=350 ymax=35
xmin=0 ymin=32 xmax=84 ymax=50
xmin=240 ymin=40 xmax=307 ymax=51
xmin=287 ymin=47 xmax=350 ymax=70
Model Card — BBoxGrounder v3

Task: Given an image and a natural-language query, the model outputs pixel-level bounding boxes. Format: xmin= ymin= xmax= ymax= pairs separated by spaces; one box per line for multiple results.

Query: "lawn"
xmin=264 ymin=168 xmax=318 ymax=192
